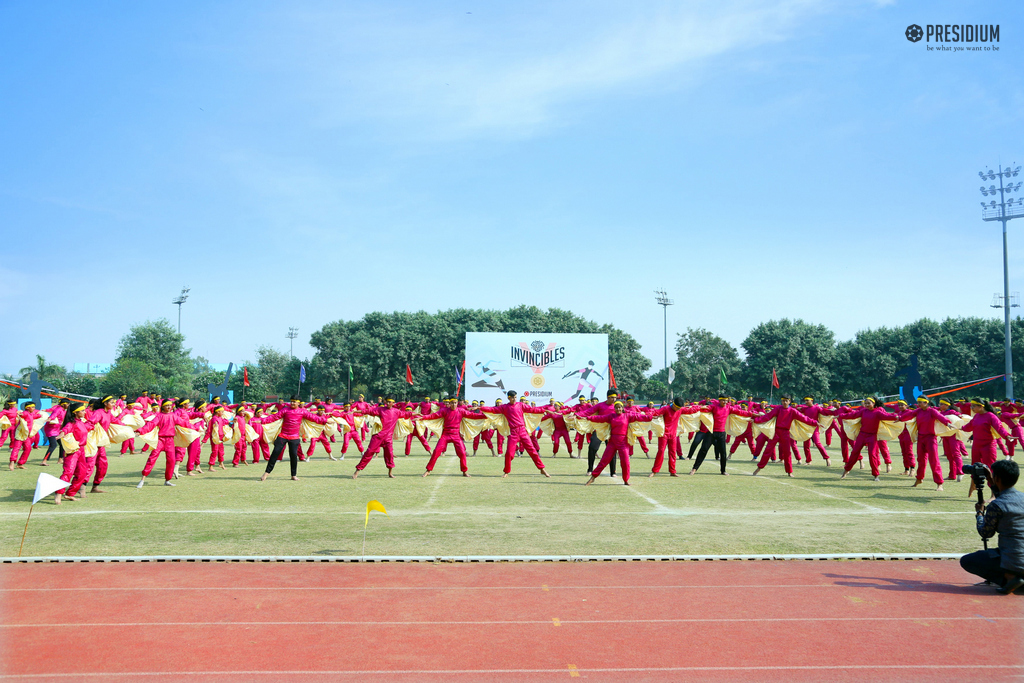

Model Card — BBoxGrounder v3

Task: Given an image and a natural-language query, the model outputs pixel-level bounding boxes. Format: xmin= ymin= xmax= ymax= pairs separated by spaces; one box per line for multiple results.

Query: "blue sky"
xmin=1 ymin=0 xmax=1021 ymax=375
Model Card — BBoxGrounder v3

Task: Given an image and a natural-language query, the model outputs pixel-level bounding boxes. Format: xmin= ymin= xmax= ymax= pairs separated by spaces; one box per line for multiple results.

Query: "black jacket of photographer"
xmin=977 ymin=485 xmax=1024 ymax=575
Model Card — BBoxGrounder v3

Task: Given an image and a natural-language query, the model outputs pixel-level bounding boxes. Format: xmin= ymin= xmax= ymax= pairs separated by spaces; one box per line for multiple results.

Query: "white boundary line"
xmin=3 ymin=616 xmax=1019 ymax=628
xmin=1 ymin=553 xmax=964 ymax=563
xmin=1 ymin=664 xmax=1022 ymax=678
xmin=0 ymin=583 xmax=932 ymax=592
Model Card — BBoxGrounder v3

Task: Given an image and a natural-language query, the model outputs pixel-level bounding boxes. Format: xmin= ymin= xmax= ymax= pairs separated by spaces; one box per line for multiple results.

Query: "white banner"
xmin=465 ymin=333 xmax=608 ymax=404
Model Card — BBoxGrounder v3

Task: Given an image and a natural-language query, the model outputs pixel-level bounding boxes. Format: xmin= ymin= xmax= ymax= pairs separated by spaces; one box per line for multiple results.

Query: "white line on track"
xmin=726 ymin=465 xmax=886 ymax=512
xmin=4 ymin=616 xmax=1019 ymax=628
xmin=2 ymin=665 xmax=1022 ymax=678
xmin=0 ymin=583 xmax=970 ymax=592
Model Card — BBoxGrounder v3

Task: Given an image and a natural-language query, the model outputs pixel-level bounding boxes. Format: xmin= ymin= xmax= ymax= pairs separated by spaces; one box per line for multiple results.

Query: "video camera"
xmin=961 ymin=463 xmax=990 ymax=488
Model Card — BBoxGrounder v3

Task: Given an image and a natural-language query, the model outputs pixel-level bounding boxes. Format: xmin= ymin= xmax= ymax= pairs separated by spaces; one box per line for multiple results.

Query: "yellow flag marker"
xmin=365 ymin=500 xmax=388 ymax=527
xmin=362 ymin=500 xmax=388 ymax=558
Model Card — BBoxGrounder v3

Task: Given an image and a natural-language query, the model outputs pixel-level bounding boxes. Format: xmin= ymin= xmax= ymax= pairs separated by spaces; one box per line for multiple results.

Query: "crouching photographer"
xmin=960 ymin=459 xmax=1024 ymax=595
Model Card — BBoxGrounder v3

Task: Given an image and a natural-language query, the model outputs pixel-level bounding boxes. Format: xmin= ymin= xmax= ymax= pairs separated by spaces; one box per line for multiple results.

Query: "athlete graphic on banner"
xmin=470 ymin=361 xmax=506 ymax=391
xmin=564 ymin=361 xmax=604 ymax=401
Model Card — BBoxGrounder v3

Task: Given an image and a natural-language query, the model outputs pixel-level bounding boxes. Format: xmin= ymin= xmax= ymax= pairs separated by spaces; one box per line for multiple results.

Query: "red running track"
xmin=1 ymin=560 xmax=1022 ymax=682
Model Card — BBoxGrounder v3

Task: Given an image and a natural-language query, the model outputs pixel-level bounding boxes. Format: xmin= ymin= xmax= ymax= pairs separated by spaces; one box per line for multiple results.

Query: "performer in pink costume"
xmin=893 ymin=400 xmax=917 ymax=474
xmin=304 ymin=405 xmax=335 ymax=460
xmin=797 ymin=396 xmax=833 ymax=465
xmin=899 ymin=396 xmax=952 ymax=489
xmin=584 ymin=402 xmax=647 ymax=486
xmin=352 ymin=398 xmax=407 ymax=478
xmin=477 ymin=391 xmax=551 ymax=478
xmin=548 ymin=403 xmax=575 ymax=457
xmin=183 ymin=401 xmax=208 ymax=474
xmin=54 ymin=404 xmax=94 ymax=503
xmin=203 ymin=406 xmax=231 ymax=469
xmin=420 ymin=399 xmax=485 ymax=476
xmin=9 ymin=402 xmax=44 ymax=469
xmin=752 ymin=396 xmax=818 ymax=477
xmin=0 ymin=400 xmax=18 ymax=449
xmin=838 ymin=398 xmax=899 ymax=481
xmin=248 ymin=406 xmax=269 ymax=464
xmin=648 ymin=398 xmax=700 ymax=477
xmin=136 ymin=400 xmax=192 ymax=487
xmin=936 ymin=399 xmax=966 ymax=480
xmin=85 ymin=396 xmax=122 ymax=492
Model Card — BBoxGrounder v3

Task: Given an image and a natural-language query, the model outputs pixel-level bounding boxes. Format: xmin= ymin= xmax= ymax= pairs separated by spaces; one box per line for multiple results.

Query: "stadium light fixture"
xmin=286 ymin=327 xmax=299 ymax=359
xmin=172 ymin=286 xmax=190 ymax=334
xmin=979 ymin=162 xmax=1024 ymax=400
xmin=654 ymin=289 xmax=674 ymax=385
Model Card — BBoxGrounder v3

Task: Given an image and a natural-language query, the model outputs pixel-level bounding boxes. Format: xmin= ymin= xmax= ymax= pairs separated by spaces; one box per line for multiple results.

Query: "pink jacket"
xmin=478 ymin=402 xmax=547 ymax=436
xmin=755 ymin=405 xmax=817 ymax=431
xmin=898 ymin=407 xmax=952 ymax=436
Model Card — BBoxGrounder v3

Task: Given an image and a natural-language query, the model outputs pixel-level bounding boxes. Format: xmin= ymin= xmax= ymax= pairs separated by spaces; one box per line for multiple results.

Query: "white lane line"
xmin=424 ymin=453 xmax=457 ymax=508
xmin=0 ymin=583 xmax=970 ymax=592
xmin=727 ymin=465 xmax=885 ymax=512
xmin=4 ymin=616 xmax=1018 ymax=628
xmin=1 ymin=665 xmax=1022 ymax=678
xmin=623 ymin=484 xmax=671 ymax=512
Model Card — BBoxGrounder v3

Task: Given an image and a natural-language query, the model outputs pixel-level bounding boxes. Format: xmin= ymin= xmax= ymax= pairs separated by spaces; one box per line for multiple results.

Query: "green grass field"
xmin=0 ymin=438 xmax=984 ymax=558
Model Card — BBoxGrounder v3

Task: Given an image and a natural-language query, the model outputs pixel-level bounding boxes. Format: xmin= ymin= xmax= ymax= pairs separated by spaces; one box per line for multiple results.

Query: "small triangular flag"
xmin=365 ymin=500 xmax=388 ymax=527
xmin=33 ymin=472 xmax=68 ymax=505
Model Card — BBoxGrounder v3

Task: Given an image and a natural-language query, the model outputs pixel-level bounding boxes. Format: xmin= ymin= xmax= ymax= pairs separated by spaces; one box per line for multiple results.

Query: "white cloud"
xmin=241 ymin=0 xmax=835 ymax=140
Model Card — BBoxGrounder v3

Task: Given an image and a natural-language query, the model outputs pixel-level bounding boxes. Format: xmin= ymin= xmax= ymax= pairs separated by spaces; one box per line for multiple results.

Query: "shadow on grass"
xmin=869 ymin=493 xmax=952 ymax=506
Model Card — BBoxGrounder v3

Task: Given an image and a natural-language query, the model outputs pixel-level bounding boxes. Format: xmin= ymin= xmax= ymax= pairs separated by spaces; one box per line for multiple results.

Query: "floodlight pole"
xmin=980 ymin=163 xmax=1024 ymax=400
xmin=172 ymin=286 xmax=190 ymax=334
xmin=654 ymin=289 xmax=674 ymax=385
xmin=286 ymin=327 xmax=298 ymax=359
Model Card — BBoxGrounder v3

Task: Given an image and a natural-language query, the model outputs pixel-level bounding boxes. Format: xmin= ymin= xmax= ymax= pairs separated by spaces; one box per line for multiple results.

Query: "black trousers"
xmin=587 ymin=434 xmax=616 ymax=475
xmin=686 ymin=431 xmax=707 ymax=459
xmin=44 ymin=437 xmax=64 ymax=461
xmin=265 ymin=438 xmax=300 ymax=477
xmin=693 ymin=432 xmax=727 ymax=473
xmin=960 ymin=549 xmax=1016 ymax=585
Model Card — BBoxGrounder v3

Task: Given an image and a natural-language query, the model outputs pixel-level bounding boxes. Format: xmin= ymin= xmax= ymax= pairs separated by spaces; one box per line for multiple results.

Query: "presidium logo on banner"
xmin=510 ymin=340 xmax=566 ymax=390
xmin=905 ymin=23 xmax=1001 ymax=52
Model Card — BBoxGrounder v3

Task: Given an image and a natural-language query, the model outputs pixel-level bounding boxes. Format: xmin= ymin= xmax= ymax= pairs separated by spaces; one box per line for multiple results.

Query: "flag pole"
xmin=362 ymin=524 xmax=367 ymax=559
xmin=18 ymin=505 xmax=34 ymax=557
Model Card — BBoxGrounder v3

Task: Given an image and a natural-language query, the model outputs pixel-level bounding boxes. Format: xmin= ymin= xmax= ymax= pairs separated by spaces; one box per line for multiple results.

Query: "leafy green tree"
xmin=663 ymin=328 xmax=743 ymax=400
xmin=740 ymin=319 xmax=835 ymax=398
xmin=831 ymin=317 xmax=1024 ymax=400
xmin=18 ymin=355 xmax=67 ymax=384
xmin=308 ymin=307 xmax=651 ymax=398
xmin=57 ymin=373 xmax=99 ymax=398
xmin=114 ymin=319 xmax=191 ymax=394
xmin=101 ymin=360 xmax=157 ymax=399
xmin=191 ymin=370 xmax=225 ymax=398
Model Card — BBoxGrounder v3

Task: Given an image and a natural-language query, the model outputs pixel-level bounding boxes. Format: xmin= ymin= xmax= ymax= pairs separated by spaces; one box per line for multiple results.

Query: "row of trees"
xmin=9 ymin=312 xmax=1020 ymax=405
xmin=644 ymin=316 xmax=1022 ymax=401
xmin=306 ymin=306 xmax=650 ymax=399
